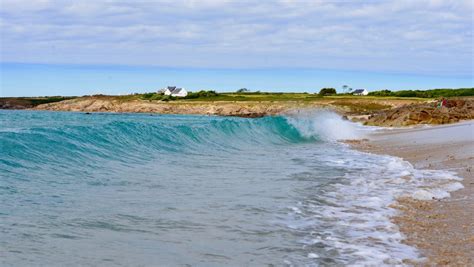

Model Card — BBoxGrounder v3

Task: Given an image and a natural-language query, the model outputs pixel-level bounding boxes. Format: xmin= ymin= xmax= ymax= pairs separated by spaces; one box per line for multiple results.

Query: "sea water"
xmin=0 ymin=110 xmax=462 ymax=266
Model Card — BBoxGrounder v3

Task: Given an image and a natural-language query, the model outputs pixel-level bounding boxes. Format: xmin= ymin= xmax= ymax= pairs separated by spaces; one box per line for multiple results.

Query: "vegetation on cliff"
xmin=0 ymin=96 xmax=75 ymax=109
xmin=136 ymin=88 xmax=474 ymax=103
xmin=318 ymin=88 xmax=337 ymax=96
xmin=368 ymin=88 xmax=474 ymax=98
xmin=137 ymin=91 xmax=323 ymax=102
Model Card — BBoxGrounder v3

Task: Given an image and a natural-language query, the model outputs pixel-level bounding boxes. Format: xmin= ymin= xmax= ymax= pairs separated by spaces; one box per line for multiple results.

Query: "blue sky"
xmin=1 ymin=0 xmax=473 ymax=96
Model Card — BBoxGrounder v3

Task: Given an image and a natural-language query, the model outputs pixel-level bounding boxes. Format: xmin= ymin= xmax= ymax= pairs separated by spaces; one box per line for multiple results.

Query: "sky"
xmin=0 ymin=0 xmax=473 ymax=96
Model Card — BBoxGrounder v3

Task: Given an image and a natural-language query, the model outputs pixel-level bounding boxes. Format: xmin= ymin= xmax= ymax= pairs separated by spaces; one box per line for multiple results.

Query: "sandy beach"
xmin=352 ymin=121 xmax=474 ymax=265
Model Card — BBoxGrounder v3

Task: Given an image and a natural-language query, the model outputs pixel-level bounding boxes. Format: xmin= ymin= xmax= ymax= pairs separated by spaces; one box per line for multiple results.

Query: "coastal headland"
xmin=1 ymin=92 xmax=473 ymax=126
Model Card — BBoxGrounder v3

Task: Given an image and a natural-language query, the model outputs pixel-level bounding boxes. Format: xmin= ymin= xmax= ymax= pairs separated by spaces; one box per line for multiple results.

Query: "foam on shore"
xmin=281 ymin=111 xmax=465 ymax=265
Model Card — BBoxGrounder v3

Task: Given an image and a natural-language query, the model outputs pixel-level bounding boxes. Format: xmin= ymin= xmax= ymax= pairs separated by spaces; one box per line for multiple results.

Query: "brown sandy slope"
xmin=32 ymin=95 xmax=422 ymax=118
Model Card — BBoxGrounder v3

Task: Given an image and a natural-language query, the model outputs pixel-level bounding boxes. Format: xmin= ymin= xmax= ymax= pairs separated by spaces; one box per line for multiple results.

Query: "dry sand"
xmin=352 ymin=121 xmax=474 ymax=265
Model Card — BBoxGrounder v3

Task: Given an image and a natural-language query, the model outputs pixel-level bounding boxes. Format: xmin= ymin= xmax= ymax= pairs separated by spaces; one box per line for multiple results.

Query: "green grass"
xmin=323 ymin=95 xmax=429 ymax=101
xmin=180 ymin=92 xmax=323 ymax=102
xmin=27 ymin=96 xmax=76 ymax=105
xmin=136 ymin=91 xmax=324 ymax=102
xmin=0 ymin=96 xmax=76 ymax=107
xmin=369 ymin=88 xmax=474 ymax=98
xmin=132 ymin=91 xmax=439 ymax=103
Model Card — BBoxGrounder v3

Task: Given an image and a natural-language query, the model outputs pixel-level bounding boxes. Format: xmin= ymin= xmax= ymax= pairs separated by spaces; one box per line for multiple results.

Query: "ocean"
xmin=0 ymin=110 xmax=462 ymax=266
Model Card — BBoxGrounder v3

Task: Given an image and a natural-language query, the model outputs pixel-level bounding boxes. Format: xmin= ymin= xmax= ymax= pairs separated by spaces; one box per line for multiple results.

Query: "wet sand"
xmin=353 ymin=121 xmax=474 ymax=265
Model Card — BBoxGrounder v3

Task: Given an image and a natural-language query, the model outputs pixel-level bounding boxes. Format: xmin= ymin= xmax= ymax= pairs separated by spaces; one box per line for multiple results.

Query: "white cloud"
xmin=0 ymin=0 xmax=472 ymax=75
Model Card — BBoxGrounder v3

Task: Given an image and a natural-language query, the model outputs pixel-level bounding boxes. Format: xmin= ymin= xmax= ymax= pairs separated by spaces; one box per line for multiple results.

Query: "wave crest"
xmin=284 ymin=110 xmax=365 ymax=141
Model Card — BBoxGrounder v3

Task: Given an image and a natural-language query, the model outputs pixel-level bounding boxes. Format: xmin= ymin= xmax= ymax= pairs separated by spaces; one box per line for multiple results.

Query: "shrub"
xmin=319 ymin=88 xmax=337 ymax=96
xmin=183 ymin=90 xmax=219 ymax=99
xmin=368 ymin=88 xmax=474 ymax=98
xmin=369 ymin=89 xmax=392 ymax=96
xmin=141 ymin=93 xmax=156 ymax=99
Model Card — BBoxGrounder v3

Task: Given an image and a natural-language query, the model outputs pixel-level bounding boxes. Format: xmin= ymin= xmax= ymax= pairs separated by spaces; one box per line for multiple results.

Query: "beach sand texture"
xmin=355 ymin=121 xmax=474 ymax=265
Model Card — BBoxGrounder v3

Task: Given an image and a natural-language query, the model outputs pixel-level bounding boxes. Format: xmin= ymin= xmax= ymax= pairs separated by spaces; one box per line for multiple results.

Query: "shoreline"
xmin=350 ymin=121 xmax=474 ymax=265
xmin=2 ymin=108 xmax=473 ymax=263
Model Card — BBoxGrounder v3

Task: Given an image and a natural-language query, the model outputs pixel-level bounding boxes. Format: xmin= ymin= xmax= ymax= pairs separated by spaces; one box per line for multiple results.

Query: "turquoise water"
xmin=0 ymin=110 xmax=461 ymax=266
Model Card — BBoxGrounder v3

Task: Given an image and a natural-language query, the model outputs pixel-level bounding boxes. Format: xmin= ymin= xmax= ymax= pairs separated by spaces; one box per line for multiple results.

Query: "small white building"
xmin=159 ymin=86 xmax=188 ymax=97
xmin=352 ymin=89 xmax=369 ymax=96
xmin=158 ymin=87 xmax=172 ymax=95
xmin=170 ymin=88 xmax=188 ymax=97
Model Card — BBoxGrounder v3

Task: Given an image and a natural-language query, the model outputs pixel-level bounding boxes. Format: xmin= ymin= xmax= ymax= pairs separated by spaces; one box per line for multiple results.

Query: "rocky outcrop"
xmin=0 ymin=97 xmax=74 ymax=110
xmin=365 ymin=99 xmax=474 ymax=126
xmin=33 ymin=97 xmax=313 ymax=118
xmin=0 ymin=98 xmax=34 ymax=109
xmin=32 ymin=95 xmax=423 ymax=118
xmin=32 ymin=95 xmax=452 ymax=125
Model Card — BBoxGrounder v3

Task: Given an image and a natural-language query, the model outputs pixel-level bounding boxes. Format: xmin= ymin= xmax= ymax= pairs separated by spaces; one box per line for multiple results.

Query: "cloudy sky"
xmin=1 ymin=0 xmax=473 ymax=96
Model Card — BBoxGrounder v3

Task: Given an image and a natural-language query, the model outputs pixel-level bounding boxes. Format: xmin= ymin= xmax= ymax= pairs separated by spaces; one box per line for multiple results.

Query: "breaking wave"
xmin=0 ymin=110 xmax=368 ymax=169
xmin=0 ymin=110 xmax=462 ymax=266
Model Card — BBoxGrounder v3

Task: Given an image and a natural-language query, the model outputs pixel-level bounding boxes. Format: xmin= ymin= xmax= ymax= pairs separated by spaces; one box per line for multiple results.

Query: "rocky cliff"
xmin=364 ymin=98 xmax=474 ymax=126
xmin=33 ymin=97 xmax=314 ymax=117
xmin=33 ymin=96 xmax=414 ymax=118
xmin=30 ymin=95 xmax=468 ymax=127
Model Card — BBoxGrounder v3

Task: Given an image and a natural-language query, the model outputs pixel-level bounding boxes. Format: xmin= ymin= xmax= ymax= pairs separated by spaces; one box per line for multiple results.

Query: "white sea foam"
xmin=286 ymin=150 xmax=463 ymax=265
xmin=285 ymin=110 xmax=366 ymax=141
xmin=279 ymin=114 xmax=464 ymax=265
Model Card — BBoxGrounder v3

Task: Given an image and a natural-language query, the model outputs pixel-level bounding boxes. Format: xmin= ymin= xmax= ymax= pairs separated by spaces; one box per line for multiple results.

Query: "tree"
xmin=237 ymin=88 xmax=249 ymax=93
xmin=319 ymin=88 xmax=337 ymax=96
xmin=183 ymin=90 xmax=219 ymax=99
xmin=342 ymin=85 xmax=349 ymax=93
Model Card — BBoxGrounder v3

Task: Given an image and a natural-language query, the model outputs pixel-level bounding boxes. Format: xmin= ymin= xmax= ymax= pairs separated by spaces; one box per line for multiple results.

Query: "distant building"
xmin=169 ymin=87 xmax=188 ymax=97
xmin=352 ymin=89 xmax=369 ymax=96
xmin=159 ymin=86 xmax=188 ymax=97
xmin=158 ymin=86 xmax=173 ymax=95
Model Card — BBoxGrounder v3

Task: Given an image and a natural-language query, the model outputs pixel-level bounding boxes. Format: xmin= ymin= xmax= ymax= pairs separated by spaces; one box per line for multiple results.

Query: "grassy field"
xmin=179 ymin=92 xmax=323 ymax=102
xmin=138 ymin=92 xmax=431 ymax=102
xmin=323 ymin=95 xmax=431 ymax=101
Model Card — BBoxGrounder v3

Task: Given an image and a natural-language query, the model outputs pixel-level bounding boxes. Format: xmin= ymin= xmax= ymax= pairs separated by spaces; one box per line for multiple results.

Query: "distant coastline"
xmin=1 ymin=91 xmax=473 ymax=126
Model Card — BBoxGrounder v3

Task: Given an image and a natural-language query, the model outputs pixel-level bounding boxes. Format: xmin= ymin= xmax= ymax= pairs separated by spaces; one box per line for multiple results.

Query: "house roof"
xmin=159 ymin=86 xmax=186 ymax=94
xmin=171 ymin=88 xmax=184 ymax=94
xmin=353 ymin=89 xmax=366 ymax=93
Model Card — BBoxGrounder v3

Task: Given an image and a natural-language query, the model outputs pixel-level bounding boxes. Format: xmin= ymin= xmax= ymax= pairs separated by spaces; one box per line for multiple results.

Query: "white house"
xmin=158 ymin=87 xmax=171 ymax=95
xmin=159 ymin=86 xmax=188 ymax=97
xmin=352 ymin=89 xmax=369 ymax=96
xmin=170 ymin=87 xmax=188 ymax=97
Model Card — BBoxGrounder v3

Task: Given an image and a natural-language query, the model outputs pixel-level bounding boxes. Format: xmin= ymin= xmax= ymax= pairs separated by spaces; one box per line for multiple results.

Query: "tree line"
xmin=316 ymin=87 xmax=474 ymax=97
xmin=368 ymin=88 xmax=474 ymax=98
